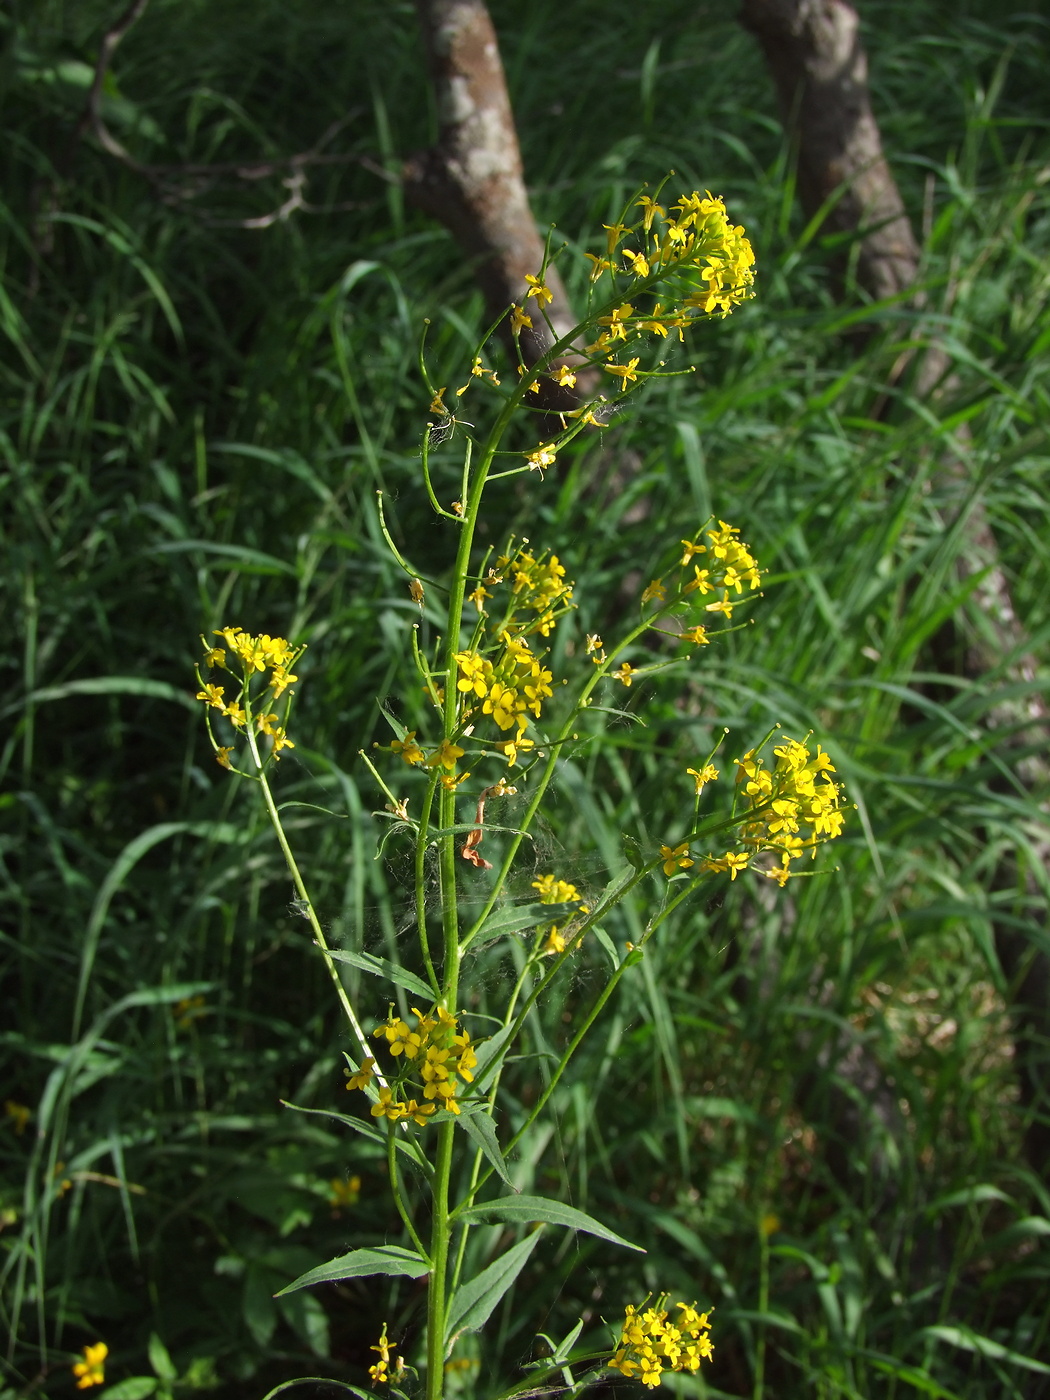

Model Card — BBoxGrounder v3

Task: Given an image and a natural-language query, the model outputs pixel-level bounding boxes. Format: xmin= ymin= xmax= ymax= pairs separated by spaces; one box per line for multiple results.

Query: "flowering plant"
xmin=192 ymin=185 xmax=844 ymax=1399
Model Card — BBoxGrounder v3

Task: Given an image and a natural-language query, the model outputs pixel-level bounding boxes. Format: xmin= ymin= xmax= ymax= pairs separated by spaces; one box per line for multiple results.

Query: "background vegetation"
xmin=3 ymin=0 xmax=1049 ymax=1396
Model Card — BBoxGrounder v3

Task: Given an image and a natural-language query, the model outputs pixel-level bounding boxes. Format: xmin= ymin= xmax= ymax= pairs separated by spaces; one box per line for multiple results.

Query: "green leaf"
xmin=147 ymin=1333 xmax=176 ymax=1381
xmin=472 ymin=1023 xmax=517 ymax=1093
xmin=275 ymin=1245 xmax=430 ymax=1296
xmin=467 ymin=902 xmax=559 ymax=943
xmin=456 ymin=1195 xmax=643 ymax=1252
xmin=592 ymin=926 xmax=620 ymax=969
xmin=99 ymin=1382 xmax=158 ymax=1400
xmin=151 ymin=538 xmax=297 ymax=575
xmin=446 ymin=1232 xmax=541 ymax=1341
xmin=2 ymin=676 xmax=198 ymax=720
xmin=279 ymin=1102 xmax=428 ymax=1174
xmin=923 ymin=1325 xmax=1050 ymax=1374
xmin=325 ymin=947 xmax=436 ymax=1001
xmin=458 ymin=1107 xmax=514 ymax=1188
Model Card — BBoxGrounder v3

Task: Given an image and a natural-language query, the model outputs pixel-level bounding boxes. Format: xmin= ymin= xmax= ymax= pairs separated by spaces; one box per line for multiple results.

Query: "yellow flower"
xmin=612 ymin=662 xmax=636 ymax=687
xmin=392 ymin=731 xmax=425 ymax=765
xmin=543 ymin=925 xmax=567 ymax=955
xmin=73 ymin=1342 xmax=107 ymax=1390
xmin=552 ymin=364 xmax=577 ymax=387
xmin=345 ymin=1057 xmax=376 ymax=1092
xmin=202 ymin=645 xmax=225 ymax=668
xmin=524 ymin=273 xmax=553 ymax=305
xmin=510 ymin=304 xmax=532 ymax=334
xmin=526 ymin=443 xmax=557 ymax=474
xmin=623 ymin=249 xmax=650 ymax=278
xmin=686 ymin=764 xmax=719 ymax=795
xmin=681 ymin=625 xmax=709 ymax=646
xmin=195 ymin=683 xmax=225 ymax=709
xmin=328 ymin=1174 xmax=361 ymax=1208
xmin=603 ymin=357 xmax=640 ymax=386
xmin=641 ymin=578 xmax=666 ymax=605
xmin=660 ymin=843 xmax=693 ymax=877
xmin=4 ymin=1100 xmax=31 ymax=1135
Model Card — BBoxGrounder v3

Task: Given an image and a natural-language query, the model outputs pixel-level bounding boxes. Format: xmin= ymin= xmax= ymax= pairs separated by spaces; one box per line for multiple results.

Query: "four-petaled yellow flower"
xmin=660 ymin=843 xmax=693 ymax=877
xmin=509 ymin=304 xmax=532 ymax=334
xmin=613 ymin=662 xmax=636 ymax=686
xmin=603 ymin=358 xmax=640 ymax=386
xmin=524 ymin=273 xmax=553 ymax=305
xmin=392 ymin=732 xmax=425 ymax=765
xmin=526 ymin=443 xmax=557 ymax=473
xmin=687 ymin=764 xmax=719 ymax=795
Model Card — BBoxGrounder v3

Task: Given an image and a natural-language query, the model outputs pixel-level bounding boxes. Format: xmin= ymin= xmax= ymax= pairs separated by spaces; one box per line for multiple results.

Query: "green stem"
xmin=387 ymin=1121 xmax=430 ymax=1261
xmin=244 ymin=723 xmax=380 ymax=1083
xmin=425 ymin=1119 xmax=456 ymax=1400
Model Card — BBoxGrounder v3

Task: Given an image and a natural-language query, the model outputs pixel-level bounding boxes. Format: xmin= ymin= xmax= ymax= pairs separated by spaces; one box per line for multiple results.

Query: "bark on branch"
xmin=405 ymin=0 xmax=582 ymax=400
xmin=740 ymin=0 xmax=921 ymax=301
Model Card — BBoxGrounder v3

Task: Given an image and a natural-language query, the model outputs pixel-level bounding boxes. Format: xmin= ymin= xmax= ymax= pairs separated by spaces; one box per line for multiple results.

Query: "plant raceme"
xmin=189 ymin=185 xmax=845 ymax=1400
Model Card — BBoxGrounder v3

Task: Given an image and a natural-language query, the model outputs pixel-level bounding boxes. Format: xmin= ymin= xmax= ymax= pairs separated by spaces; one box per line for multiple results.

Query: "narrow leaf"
xmin=472 ymin=1023 xmax=517 ymax=1093
xmin=923 ymin=1325 xmax=1050 ymax=1374
xmin=458 ymin=1107 xmax=515 ymax=1188
xmin=468 ymin=903 xmax=560 ymax=943
xmin=446 ymin=1232 xmax=541 ymax=1340
xmin=275 ymin=1245 xmax=429 ymax=1297
xmin=456 ymin=1195 xmax=643 ymax=1252
xmin=325 ymin=947 xmax=436 ymax=1001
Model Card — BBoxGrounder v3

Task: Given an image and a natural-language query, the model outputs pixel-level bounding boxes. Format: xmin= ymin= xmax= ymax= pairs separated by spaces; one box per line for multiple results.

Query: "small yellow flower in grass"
xmin=623 ymin=249 xmax=650 ymax=278
xmin=526 ymin=443 xmax=557 ymax=474
xmin=496 ymin=735 xmax=534 ymax=766
xmin=705 ymin=597 xmax=734 ymax=618
xmin=370 ymin=1086 xmax=405 ymax=1123
xmin=706 ymin=851 xmax=751 ymax=880
xmin=409 ymin=578 xmax=425 ymax=606
xmin=552 ymin=364 xmax=577 ymax=387
xmin=585 ymin=633 xmax=603 ymax=655
xmin=196 ymin=683 xmax=225 ymax=709
xmin=660 ymin=843 xmax=693 ymax=876
xmin=584 ymin=252 xmax=612 ymax=280
xmin=509 ymin=304 xmax=532 ymax=334
xmin=222 ymin=701 xmax=246 ymax=728
xmin=543 ymin=925 xmax=567 ymax=955
xmin=73 ymin=1342 xmax=108 ymax=1390
xmin=271 ymin=727 xmax=295 ymax=758
xmin=687 ymin=764 xmax=719 ymax=795
xmin=173 ymin=994 xmax=207 ymax=1030
xmin=391 ymin=731 xmax=424 ymax=765
xmin=603 ymin=221 xmax=628 ymax=254
xmin=428 ymin=741 xmax=466 ymax=772
xmin=603 ymin=357 xmax=640 ymax=386
xmin=4 ymin=1100 xmax=31 ymax=1135
xmin=760 ymin=1212 xmax=781 ymax=1237
xmin=269 ymin=665 xmax=297 ymax=698
xmin=215 ymin=746 xmax=234 ymax=769
xmin=328 ymin=1174 xmax=361 ymax=1209
xmin=345 ymin=1057 xmax=376 ymax=1092
xmin=202 ymin=645 xmax=225 ymax=668
xmin=524 ymin=273 xmax=553 ymax=305
xmin=635 ymin=194 xmax=665 ymax=229
xmin=532 ymin=873 xmax=582 ymax=904
xmin=681 ymin=625 xmax=709 ymax=646
xmin=641 ymin=578 xmax=666 ymax=605
xmin=369 ymin=1323 xmax=404 ymax=1385
xmin=613 ymin=662 xmax=636 ymax=686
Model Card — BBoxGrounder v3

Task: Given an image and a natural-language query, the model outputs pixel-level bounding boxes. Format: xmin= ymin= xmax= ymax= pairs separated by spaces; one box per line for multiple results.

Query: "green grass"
xmin=2 ymin=0 xmax=1050 ymax=1396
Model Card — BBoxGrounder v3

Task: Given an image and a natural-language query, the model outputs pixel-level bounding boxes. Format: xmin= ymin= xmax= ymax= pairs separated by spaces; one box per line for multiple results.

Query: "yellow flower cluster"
xmin=728 ymin=737 xmax=845 ymax=883
xmin=663 ymin=738 xmax=844 ymax=886
xmin=676 ymin=520 xmax=761 ymax=629
xmin=195 ymin=628 xmax=300 ymax=764
xmin=348 ymin=1005 xmax=479 ymax=1122
xmin=506 ymin=550 xmax=573 ymax=635
xmin=73 ymin=1342 xmax=108 ymax=1390
xmin=590 ymin=190 xmax=755 ymax=317
xmin=368 ymin=1324 xmax=405 ymax=1386
xmin=532 ymin=873 xmax=590 ymax=954
xmin=608 ymin=1299 xmax=714 ymax=1388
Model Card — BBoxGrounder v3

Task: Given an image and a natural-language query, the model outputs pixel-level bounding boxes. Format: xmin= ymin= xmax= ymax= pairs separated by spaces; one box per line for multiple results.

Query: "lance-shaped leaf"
xmin=466 ymin=901 xmax=562 ymax=944
xmin=325 ymin=948 xmax=437 ymax=1002
xmin=457 ymin=1106 xmax=515 ymax=1188
xmin=275 ymin=1245 xmax=429 ymax=1297
xmin=445 ymin=1231 xmax=541 ymax=1342
xmin=456 ymin=1194 xmax=643 ymax=1251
